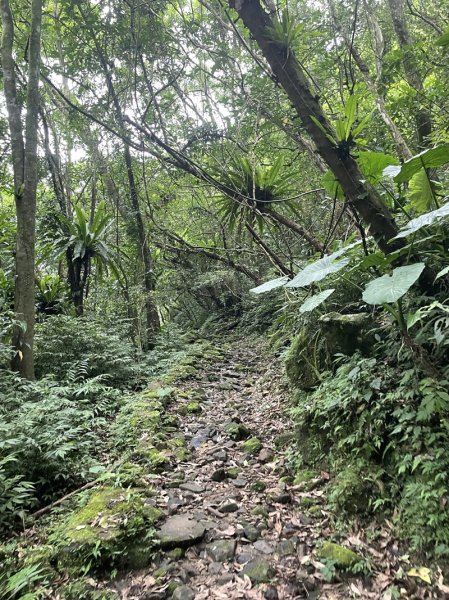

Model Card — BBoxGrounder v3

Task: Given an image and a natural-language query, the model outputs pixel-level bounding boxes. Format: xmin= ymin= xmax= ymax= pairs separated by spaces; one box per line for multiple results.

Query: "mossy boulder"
xmin=54 ymin=487 xmax=162 ymax=571
xmin=241 ymin=437 xmax=262 ymax=454
xmin=293 ymin=470 xmax=316 ymax=487
xmin=225 ymin=421 xmax=250 ymax=440
xmin=317 ymin=542 xmax=362 ymax=569
xmin=284 ymin=329 xmax=320 ymax=390
xmin=240 ymin=559 xmax=275 ymax=583
xmin=319 ymin=312 xmax=373 ymax=357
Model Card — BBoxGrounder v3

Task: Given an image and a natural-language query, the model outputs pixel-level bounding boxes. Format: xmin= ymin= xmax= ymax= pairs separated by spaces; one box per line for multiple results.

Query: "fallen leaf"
xmin=407 ymin=566 xmax=431 ymax=584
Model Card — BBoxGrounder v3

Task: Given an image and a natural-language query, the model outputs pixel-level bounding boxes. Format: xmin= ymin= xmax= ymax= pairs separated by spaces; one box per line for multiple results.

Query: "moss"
xmin=241 ymin=437 xmax=262 ymax=454
xmin=308 ymin=505 xmax=321 ymax=515
xmin=299 ymin=496 xmax=317 ymax=508
xmin=167 ymin=547 xmax=185 ymax=559
xmin=251 ymin=480 xmax=267 ymax=492
xmin=251 ymin=505 xmax=269 ymax=517
xmin=226 ymin=422 xmax=250 ymax=440
xmin=317 ymin=542 xmax=362 ymax=569
xmin=241 ymin=559 xmax=274 ymax=583
xmin=186 ymin=401 xmax=201 ymax=413
xmin=54 ymin=487 xmax=162 ymax=571
xmin=284 ymin=329 xmax=320 ymax=390
xmin=293 ymin=470 xmax=316 ymax=485
xmin=226 ymin=467 xmax=241 ymax=479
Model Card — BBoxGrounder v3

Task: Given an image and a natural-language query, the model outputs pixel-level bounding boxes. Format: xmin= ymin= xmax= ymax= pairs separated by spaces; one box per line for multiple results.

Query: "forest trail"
xmin=110 ymin=336 xmax=402 ymax=600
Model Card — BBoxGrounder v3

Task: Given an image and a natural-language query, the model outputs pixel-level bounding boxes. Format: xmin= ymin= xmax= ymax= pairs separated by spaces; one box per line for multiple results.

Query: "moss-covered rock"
xmin=293 ymin=470 xmax=316 ymax=486
xmin=317 ymin=542 xmax=362 ymax=569
xmin=284 ymin=329 xmax=320 ymax=390
xmin=240 ymin=559 xmax=275 ymax=583
xmin=251 ymin=480 xmax=267 ymax=492
xmin=225 ymin=421 xmax=250 ymax=440
xmin=226 ymin=467 xmax=241 ymax=479
xmin=54 ymin=487 xmax=162 ymax=571
xmin=241 ymin=437 xmax=262 ymax=454
xmin=319 ymin=312 xmax=373 ymax=357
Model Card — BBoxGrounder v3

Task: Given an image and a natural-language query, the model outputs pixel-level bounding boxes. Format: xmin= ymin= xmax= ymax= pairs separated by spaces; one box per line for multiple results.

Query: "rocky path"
xmin=111 ymin=336 xmax=383 ymax=600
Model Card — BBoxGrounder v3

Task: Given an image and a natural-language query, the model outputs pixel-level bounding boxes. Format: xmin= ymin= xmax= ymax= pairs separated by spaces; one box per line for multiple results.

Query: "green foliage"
xmin=0 ymin=375 xmax=121 ymax=529
xmin=35 ymin=315 xmax=139 ymax=387
xmin=290 ymin=344 xmax=449 ymax=555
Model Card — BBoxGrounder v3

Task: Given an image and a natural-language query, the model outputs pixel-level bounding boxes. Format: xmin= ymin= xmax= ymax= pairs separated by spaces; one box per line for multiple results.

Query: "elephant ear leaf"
xmin=250 ymin=276 xmax=289 ymax=294
xmin=299 ymin=289 xmax=335 ymax=314
xmin=394 ymin=201 xmax=449 ymax=238
xmin=393 ymin=144 xmax=449 ymax=183
xmin=362 ymin=263 xmax=425 ymax=305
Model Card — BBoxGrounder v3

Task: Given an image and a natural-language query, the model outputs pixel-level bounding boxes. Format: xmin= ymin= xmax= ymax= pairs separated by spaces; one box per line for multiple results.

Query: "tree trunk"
xmin=1 ymin=0 xmax=42 ymax=379
xmin=388 ymin=0 xmax=432 ymax=148
xmin=228 ymin=0 xmax=401 ymax=254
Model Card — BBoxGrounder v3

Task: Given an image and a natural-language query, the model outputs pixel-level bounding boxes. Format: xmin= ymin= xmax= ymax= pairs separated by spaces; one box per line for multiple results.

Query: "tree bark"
xmin=228 ymin=0 xmax=401 ymax=254
xmin=1 ymin=0 xmax=42 ymax=379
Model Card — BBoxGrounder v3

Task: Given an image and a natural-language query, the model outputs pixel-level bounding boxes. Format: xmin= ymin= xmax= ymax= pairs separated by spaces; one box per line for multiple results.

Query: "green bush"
xmin=0 ymin=375 xmax=121 ymax=529
xmin=290 ymin=344 xmax=449 ymax=557
xmin=35 ymin=315 xmax=139 ymax=387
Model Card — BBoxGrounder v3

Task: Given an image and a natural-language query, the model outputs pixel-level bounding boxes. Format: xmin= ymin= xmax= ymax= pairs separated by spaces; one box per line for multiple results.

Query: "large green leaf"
xmin=322 ymin=170 xmax=344 ymax=200
xmin=250 ymin=276 xmax=289 ymax=294
xmin=394 ymin=201 xmax=449 ymax=238
xmin=436 ymin=27 xmax=449 ymax=48
xmin=357 ymin=151 xmax=399 ymax=184
xmin=362 ymin=263 xmax=425 ymax=305
xmin=299 ymin=288 xmax=335 ymax=314
xmin=287 ymin=254 xmax=349 ymax=288
xmin=393 ymin=145 xmax=449 ymax=183
xmin=406 ymin=169 xmax=435 ymax=213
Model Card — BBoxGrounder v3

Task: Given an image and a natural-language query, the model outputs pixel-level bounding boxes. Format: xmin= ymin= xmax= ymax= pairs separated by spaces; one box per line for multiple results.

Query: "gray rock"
xmin=258 ymin=448 xmax=274 ymax=463
xmin=158 ymin=515 xmax=206 ymax=549
xmin=216 ymin=573 xmax=234 ymax=585
xmin=253 ymin=540 xmax=273 ymax=555
xmin=236 ymin=552 xmax=256 ymax=564
xmin=219 ymin=500 xmax=239 ymax=513
xmin=210 ymin=449 xmax=228 ymax=462
xmin=268 ymin=491 xmax=291 ymax=504
xmin=233 ymin=478 xmax=247 ymax=488
xmin=172 ymin=585 xmax=195 ymax=600
xmin=211 ymin=468 xmax=227 ymax=482
xmin=206 ymin=539 xmax=236 ymax=562
xmin=276 ymin=539 xmax=296 ymax=556
xmin=264 ymin=587 xmax=279 ymax=600
xmin=243 ymin=524 xmax=260 ymax=542
xmin=240 ymin=559 xmax=275 ymax=583
xmin=208 ymin=561 xmax=223 ymax=574
xmin=179 ymin=482 xmax=205 ymax=494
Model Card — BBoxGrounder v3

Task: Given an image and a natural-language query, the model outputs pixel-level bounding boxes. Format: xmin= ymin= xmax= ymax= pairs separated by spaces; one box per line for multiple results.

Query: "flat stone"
xmin=179 ymin=482 xmax=205 ymax=494
xmin=253 ymin=540 xmax=273 ymax=555
xmin=243 ymin=524 xmax=260 ymax=542
xmin=240 ymin=559 xmax=275 ymax=583
xmin=258 ymin=448 xmax=274 ymax=463
xmin=268 ymin=491 xmax=291 ymax=504
xmin=208 ymin=562 xmax=223 ymax=574
xmin=233 ymin=478 xmax=247 ymax=488
xmin=210 ymin=449 xmax=228 ymax=462
xmin=217 ymin=573 xmax=234 ymax=585
xmin=219 ymin=500 xmax=239 ymax=513
xmin=172 ymin=585 xmax=195 ymax=600
xmin=276 ymin=539 xmax=296 ymax=556
xmin=158 ymin=515 xmax=206 ymax=549
xmin=236 ymin=552 xmax=256 ymax=564
xmin=206 ymin=539 xmax=236 ymax=562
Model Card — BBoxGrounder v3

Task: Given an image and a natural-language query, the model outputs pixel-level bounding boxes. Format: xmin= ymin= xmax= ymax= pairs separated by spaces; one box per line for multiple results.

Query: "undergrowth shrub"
xmin=289 ymin=343 xmax=449 ymax=557
xmin=35 ymin=315 xmax=139 ymax=387
xmin=0 ymin=373 xmax=121 ymax=530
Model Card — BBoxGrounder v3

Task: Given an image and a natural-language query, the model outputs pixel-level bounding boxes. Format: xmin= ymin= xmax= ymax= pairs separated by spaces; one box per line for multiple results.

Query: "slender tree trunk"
xmin=1 ymin=0 xmax=42 ymax=379
xmin=328 ymin=0 xmax=413 ymax=160
xmin=388 ymin=0 xmax=432 ymax=148
xmin=79 ymin=14 xmax=161 ymax=348
xmin=263 ymin=208 xmax=324 ymax=253
xmin=245 ymin=224 xmax=293 ymax=277
xmin=228 ymin=0 xmax=401 ymax=254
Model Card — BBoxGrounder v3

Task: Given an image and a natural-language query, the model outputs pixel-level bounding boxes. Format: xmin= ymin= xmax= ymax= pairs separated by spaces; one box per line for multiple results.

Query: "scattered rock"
xmin=236 ymin=552 xmax=256 ymax=564
xmin=240 ymin=559 xmax=275 ymax=583
xmin=264 ymin=587 xmax=279 ymax=600
xmin=276 ymin=539 xmax=296 ymax=556
xmin=225 ymin=421 xmax=250 ymax=441
xmin=206 ymin=539 xmax=236 ymax=562
xmin=219 ymin=500 xmax=239 ymax=513
xmin=317 ymin=542 xmax=362 ymax=568
xmin=172 ymin=585 xmax=195 ymax=600
xmin=242 ymin=523 xmax=260 ymax=542
xmin=253 ymin=539 xmax=273 ymax=554
xmin=233 ymin=478 xmax=247 ymax=488
xmin=216 ymin=573 xmax=234 ymax=585
xmin=258 ymin=448 xmax=274 ymax=463
xmin=251 ymin=505 xmax=269 ymax=517
xmin=158 ymin=515 xmax=206 ymax=549
xmin=209 ymin=449 xmax=228 ymax=462
xmin=211 ymin=468 xmax=227 ymax=482
xmin=179 ymin=482 xmax=205 ymax=494
xmin=226 ymin=467 xmax=240 ymax=479
xmin=268 ymin=491 xmax=291 ymax=504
